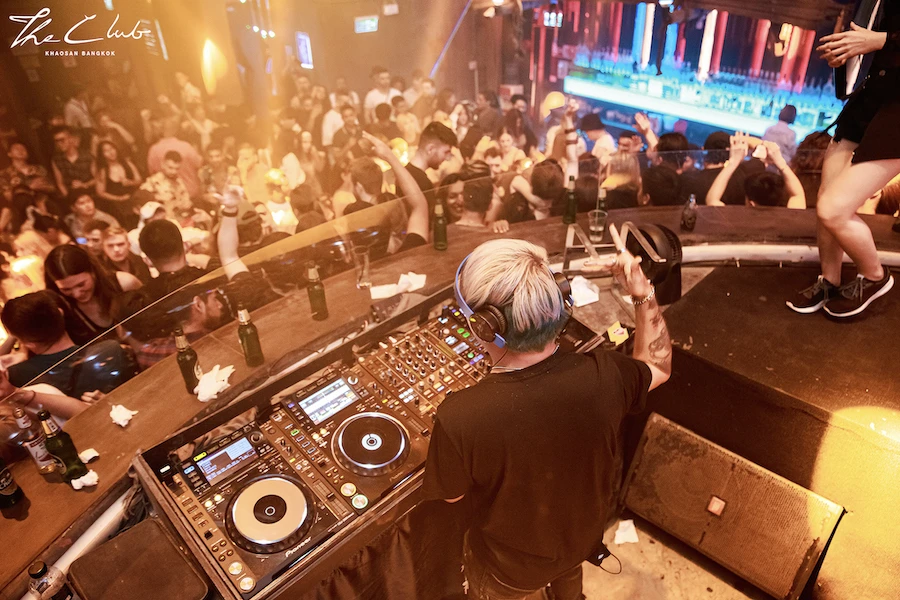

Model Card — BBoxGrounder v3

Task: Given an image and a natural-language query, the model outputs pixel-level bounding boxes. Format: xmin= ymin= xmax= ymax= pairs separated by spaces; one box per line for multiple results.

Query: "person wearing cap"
xmin=580 ymin=113 xmax=616 ymax=162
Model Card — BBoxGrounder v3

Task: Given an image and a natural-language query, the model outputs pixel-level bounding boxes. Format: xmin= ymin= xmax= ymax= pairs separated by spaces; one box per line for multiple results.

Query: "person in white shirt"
xmin=175 ymin=72 xmax=202 ymax=108
xmin=363 ymin=66 xmax=401 ymax=125
xmin=322 ymin=91 xmax=350 ymax=147
xmin=580 ymin=113 xmax=616 ymax=161
xmin=64 ymin=86 xmax=93 ymax=130
xmin=329 ymin=77 xmax=360 ymax=111
xmin=404 ymin=70 xmax=425 ymax=107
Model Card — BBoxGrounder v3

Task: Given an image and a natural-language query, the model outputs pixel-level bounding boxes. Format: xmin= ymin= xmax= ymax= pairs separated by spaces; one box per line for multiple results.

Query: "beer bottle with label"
xmin=38 ymin=411 xmax=88 ymax=483
xmin=0 ymin=456 xmax=26 ymax=510
xmin=563 ymin=175 xmax=577 ymax=224
xmin=433 ymin=204 xmax=448 ymax=251
xmin=14 ymin=408 xmax=56 ymax=474
xmin=175 ymin=328 xmax=203 ymax=394
xmin=28 ymin=561 xmax=77 ymax=600
xmin=237 ymin=304 xmax=264 ymax=367
xmin=307 ymin=262 xmax=329 ymax=321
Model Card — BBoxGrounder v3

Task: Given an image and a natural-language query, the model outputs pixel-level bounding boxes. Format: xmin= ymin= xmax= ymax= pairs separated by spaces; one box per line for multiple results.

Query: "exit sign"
xmin=355 ymin=15 xmax=379 ymax=33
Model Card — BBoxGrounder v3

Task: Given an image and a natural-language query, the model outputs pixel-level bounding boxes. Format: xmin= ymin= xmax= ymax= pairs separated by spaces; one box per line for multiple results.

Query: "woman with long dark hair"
xmin=95 ymin=140 xmax=142 ymax=228
xmin=44 ymin=244 xmax=142 ymax=344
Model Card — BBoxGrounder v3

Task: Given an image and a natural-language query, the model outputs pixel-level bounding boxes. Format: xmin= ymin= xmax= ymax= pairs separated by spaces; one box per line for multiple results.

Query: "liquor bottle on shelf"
xmin=14 ymin=408 xmax=56 ymax=474
xmin=175 ymin=328 xmax=203 ymax=394
xmin=433 ymin=204 xmax=448 ymax=251
xmin=563 ymin=175 xmax=577 ymax=224
xmin=38 ymin=411 xmax=88 ymax=483
xmin=237 ymin=303 xmax=264 ymax=367
xmin=307 ymin=262 xmax=329 ymax=321
xmin=0 ymin=456 xmax=26 ymax=510
xmin=681 ymin=194 xmax=698 ymax=232
xmin=28 ymin=561 xmax=77 ymax=600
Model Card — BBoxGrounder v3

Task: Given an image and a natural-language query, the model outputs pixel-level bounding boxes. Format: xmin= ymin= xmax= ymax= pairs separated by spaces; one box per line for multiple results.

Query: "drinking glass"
xmin=352 ymin=245 xmax=372 ymax=289
xmin=588 ymin=209 xmax=609 ymax=244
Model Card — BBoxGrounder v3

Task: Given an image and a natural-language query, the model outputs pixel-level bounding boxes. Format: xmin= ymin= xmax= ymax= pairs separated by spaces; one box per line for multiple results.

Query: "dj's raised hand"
xmin=609 ymin=224 xmax=652 ymax=300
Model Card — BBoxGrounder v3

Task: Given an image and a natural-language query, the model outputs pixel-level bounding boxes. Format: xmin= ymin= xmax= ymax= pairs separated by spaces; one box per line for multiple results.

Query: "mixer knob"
xmin=347 ymin=375 xmax=359 ymax=385
xmin=393 ymin=347 xmax=401 ymax=356
xmin=428 ymin=360 xmax=436 ymax=369
xmin=439 ymin=355 xmax=447 ymax=364
xmin=416 ymin=350 xmax=422 ymax=358
xmin=417 ymin=381 xmax=425 ymax=389
xmin=406 ymin=357 xmax=413 ymax=365
xmin=404 ymin=340 xmax=411 ymax=350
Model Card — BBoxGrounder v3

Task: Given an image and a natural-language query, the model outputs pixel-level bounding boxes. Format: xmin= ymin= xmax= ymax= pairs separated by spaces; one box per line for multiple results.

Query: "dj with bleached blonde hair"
xmin=423 ymin=232 xmax=671 ymax=600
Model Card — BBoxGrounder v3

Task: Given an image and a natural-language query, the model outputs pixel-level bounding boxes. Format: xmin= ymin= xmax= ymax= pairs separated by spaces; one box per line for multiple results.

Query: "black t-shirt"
xmin=422 ymin=348 xmax=652 ymax=589
xmin=8 ymin=340 xmax=137 ymax=397
xmin=145 ymin=265 xmax=209 ymax=302
xmin=405 ymin=163 xmax=435 ymax=209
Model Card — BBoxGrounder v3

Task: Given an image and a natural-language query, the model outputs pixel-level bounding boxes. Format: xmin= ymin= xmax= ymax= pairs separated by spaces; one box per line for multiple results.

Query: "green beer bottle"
xmin=237 ymin=304 xmax=265 ymax=367
xmin=563 ymin=175 xmax=577 ymax=224
xmin=175 ymin=328 xmax=203 ymax=394
xmin=433 ymin=204 xmax=448 ymax=251
xmin=0 ymin=456 xmax=26 ymax=509
xmin=307 ymin=263 xmax=329 ymax=321
xmin=38 ymin=411 xmax=88 ymax=483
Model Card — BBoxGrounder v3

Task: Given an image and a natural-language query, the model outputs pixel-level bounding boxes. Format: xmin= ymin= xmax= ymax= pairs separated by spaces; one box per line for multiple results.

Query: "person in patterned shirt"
xmin=1 ymin=142 xmax=56 ymax=203
xmin=139 ymin=150 xmax=194 ymax=220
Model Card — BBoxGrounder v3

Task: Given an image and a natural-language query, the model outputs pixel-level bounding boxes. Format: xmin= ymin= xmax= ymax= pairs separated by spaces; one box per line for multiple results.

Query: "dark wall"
xmin=277 ymin=0 xmax=480 ymax=99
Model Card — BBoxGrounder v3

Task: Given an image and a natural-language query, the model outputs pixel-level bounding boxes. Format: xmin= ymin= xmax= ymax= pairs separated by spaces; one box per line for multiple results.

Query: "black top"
xmin=422 ymin=348 xmax=652 ymax=588
xmin=872 ymin=1 xmax=900 ymax=70
xmin=144 ymin=265 xmax=209 ymax=302
xmin=8 ymin=340 xmax=137 ymax=397
xmin=405 ymin=163 xmax=436 ymax=214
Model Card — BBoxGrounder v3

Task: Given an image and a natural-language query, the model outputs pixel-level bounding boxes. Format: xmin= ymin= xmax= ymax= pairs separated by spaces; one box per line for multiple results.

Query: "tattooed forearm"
xmin=648 ymin=327 xmax=672 ymax=373
xmin=634 ymin=297 xmax=672 ymax=377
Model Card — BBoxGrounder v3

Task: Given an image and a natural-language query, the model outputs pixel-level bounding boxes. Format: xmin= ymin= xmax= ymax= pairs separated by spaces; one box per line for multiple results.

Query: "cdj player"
xmin=137 ymin=301 xmax=601 ymax=599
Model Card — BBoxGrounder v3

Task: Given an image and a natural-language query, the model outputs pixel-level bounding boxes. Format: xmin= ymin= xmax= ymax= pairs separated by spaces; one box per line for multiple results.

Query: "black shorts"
xmin=834 ymin=68 xmax=900 ymax=164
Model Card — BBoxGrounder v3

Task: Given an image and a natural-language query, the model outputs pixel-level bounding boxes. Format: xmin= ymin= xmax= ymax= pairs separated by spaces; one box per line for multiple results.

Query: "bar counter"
xmin=2 ymin=206 xmax=897 ymax=597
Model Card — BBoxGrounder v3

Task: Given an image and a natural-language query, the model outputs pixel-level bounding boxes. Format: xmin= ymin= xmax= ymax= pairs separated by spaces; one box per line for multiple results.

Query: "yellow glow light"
xmin=201 ymin=39 xmax=228 ymax=96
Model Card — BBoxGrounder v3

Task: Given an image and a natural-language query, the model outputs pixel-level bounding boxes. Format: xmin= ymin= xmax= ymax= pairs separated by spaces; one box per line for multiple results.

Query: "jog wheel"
xmin=225 ymin=476 xmax=312 ymax=554
xmin=332 ymin=412 xmax=410 ymax=476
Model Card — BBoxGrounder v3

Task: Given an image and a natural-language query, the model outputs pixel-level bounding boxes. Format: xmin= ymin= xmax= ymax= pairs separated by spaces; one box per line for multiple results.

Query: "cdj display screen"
xmin=196 ymin=437 xmax=256 ymax=486
xmin=299 ymin=379 xmax=359 ymax=425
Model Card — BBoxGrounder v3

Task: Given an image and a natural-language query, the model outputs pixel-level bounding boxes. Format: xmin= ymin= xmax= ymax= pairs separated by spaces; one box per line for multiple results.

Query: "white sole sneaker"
xmin=824 ymin=275 xmax=894 ymax=318
xmin=786 ymin=299 xmax=826 ymax=314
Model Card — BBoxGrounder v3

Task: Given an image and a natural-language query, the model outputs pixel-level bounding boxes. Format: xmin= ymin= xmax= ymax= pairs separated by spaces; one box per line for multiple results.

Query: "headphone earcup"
xmin=470 ymin=305 xmax=507 ymax=342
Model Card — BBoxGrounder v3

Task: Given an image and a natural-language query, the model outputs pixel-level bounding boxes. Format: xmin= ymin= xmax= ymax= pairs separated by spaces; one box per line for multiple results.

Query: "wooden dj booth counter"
xmin=2 ymin=207 xmax=899 ymax=600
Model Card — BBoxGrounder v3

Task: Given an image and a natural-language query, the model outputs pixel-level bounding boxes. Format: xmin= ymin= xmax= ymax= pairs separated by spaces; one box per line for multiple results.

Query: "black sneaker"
xmin=824 ymin=270 xmax=894 ymax=318
xmin=786 ymin=275 xmax=840 ymax=314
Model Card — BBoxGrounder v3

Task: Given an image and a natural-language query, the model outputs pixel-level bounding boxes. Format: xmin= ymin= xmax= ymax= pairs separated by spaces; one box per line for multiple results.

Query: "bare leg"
xmin=817 ymin=157 xmax=900 ymax=280
xmin=817 ymin=140 xmax=856 ymax=285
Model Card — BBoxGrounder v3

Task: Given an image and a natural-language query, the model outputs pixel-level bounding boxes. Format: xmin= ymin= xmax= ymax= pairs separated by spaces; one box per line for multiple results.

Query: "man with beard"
xmin=406 ymin=121 xmax=457 ymax=214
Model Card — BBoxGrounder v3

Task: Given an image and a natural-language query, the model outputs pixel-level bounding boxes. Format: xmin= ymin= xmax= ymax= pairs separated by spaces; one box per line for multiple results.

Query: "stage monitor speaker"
xmin=623 ymin=414 xmax=843 ymax=600
xmin=68 ymin=518 xmax=208 ymax=600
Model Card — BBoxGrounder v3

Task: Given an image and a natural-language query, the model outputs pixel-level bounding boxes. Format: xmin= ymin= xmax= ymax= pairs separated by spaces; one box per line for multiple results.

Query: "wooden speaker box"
xmin=623 ymin=413 xmax=843 ymax=600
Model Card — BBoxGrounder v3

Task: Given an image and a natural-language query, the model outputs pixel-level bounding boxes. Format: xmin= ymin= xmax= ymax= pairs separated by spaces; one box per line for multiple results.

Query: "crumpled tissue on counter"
xmin=370 ymin=272 xmax=427 ymax=300
xmin=78 ymin=448 xmax=99 ymax=464
xmin=195 ymin=364 xmax=236 ymax=402
xmin=570 ymin=276 xmax=600 ymax=307
xmin=109 ymin=404 xmax=138 ymax=427
xmin=71 ymin=470 xmax=99 ymax=490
